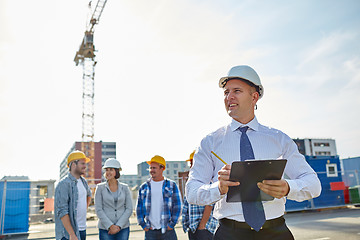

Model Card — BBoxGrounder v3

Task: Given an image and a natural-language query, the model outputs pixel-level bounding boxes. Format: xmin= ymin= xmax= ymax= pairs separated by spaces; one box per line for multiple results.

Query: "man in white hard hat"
xmin=55 ymin=150 xmax=92 ymax=240
xmin=185 ymin=65 xmax=321 ymax=240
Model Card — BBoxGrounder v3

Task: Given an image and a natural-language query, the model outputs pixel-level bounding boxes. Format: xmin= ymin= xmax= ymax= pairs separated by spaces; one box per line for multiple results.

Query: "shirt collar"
xmin=230 ymin=116 xmax=259 ymax=132
xmin=68 ymin=172 xmax=77 ymax=182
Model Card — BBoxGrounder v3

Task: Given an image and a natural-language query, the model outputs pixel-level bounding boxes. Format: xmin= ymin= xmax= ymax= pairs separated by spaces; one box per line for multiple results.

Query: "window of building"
xmin=38 ymin=186 xmax=48 ymax=197
xmin=173 ymin=170 xmax=177 ymax=174
xmin=326 ymin=163 xmax=338 ymax=177
xmin=314 ymin=142 xmax=330 ymax=147
xmin=315 ymin=151 xmax=331 ymax=156
xmin=102 ymin=144 xmax=116 ymax=149
xmin=102 ymin=151 xmax=116 ymax=156
xmin=173 ymin=163 xmax=178 ymax=168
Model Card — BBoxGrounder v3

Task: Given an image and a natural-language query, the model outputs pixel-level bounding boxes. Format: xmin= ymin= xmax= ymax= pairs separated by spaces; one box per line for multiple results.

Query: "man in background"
xmin=182 ymin=151 xmax=218 ymax=240
xmin=136 ymin=155 xmax=182 ymax=240
xmin=55 ymin=150 xmax=92 ymax=240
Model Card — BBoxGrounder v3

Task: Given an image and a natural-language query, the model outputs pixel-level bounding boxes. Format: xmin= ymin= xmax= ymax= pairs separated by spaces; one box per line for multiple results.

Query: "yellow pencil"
xmin=211 ymin=151 xmax=228 ymax=165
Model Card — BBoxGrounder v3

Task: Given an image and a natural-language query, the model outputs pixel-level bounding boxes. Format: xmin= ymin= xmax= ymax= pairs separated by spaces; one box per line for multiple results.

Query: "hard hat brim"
xmin=146 ymin=160 xmax=166 ymax=169
xmin=67 ymin=157 xmax=91 ymax=167
xmin=218 ymin=77 xmax=264 ymax=99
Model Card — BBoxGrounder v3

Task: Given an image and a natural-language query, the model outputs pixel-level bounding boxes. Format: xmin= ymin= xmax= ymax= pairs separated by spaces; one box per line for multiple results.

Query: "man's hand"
xmin=167 ymin=226 xmax=173 ymax=231
xmin=218 ymin=164 xmax=240 ymax=195
xmin=257 ymin=180 xmax=289 ymax=199
xmin=144 ymin=227 xmax=152 ymax=232
xmin=197 ymin=223 xmax=206 ymax=230
xmin=69 ymin=233 xmax=78 ymax=240
xmin=108 ymin=225 xmax=121 ymax=235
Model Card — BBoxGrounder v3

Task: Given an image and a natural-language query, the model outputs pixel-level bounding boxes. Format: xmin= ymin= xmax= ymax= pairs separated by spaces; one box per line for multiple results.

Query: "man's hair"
xmin=68 ymin=160 xmax=79 ymax=171
xmin=159 ymin=164 xmax=165 ymax=169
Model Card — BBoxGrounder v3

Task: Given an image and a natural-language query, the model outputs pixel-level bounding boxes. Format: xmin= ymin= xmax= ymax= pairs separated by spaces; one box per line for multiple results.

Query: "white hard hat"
xmin=219 ymin=65 xmax=264 ymax=99
xmin=102 ymin=158 xmax=122 ymax=170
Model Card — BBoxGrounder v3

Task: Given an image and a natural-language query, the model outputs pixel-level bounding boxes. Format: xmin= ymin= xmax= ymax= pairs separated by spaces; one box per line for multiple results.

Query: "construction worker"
xmin=95 ymin=158 xmax=133 ymax=240
xmin=186 ymin=65 xmax=321 ymax=240
xmin=182 ymin=151 xmax=218 ymax=240
xmin=55 ymin=150 xmax=92 ymax=240
xmin=136 ymin=155 xmax=182 ymax=240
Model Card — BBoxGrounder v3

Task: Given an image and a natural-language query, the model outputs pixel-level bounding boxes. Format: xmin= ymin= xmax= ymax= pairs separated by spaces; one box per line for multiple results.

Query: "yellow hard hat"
xmin=67 ymin=150 xmax=90 ymax=167
xmin=186 ymin=150 xmax=195 ymax=162
xmin=147 ymin=155 xmax=166 ymax=169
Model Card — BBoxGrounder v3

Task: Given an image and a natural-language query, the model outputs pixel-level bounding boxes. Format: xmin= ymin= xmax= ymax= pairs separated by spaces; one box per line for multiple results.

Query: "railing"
xmin=1 ymin=170 xmax=360 ymax=237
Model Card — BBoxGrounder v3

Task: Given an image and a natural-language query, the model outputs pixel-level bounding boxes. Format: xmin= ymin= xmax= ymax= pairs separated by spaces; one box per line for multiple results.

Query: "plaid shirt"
xmin=136 ymin=178 xmax=182 ymax=234
xmin=182 ymin=196 xmax=218 ymax=234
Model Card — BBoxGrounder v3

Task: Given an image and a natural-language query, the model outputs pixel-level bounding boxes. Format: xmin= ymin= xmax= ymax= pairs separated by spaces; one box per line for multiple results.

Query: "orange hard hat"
xmin=147 ymin=155 xmax=166 ymax=169
xmin=186 ymin=150 xmax=195 ymax=162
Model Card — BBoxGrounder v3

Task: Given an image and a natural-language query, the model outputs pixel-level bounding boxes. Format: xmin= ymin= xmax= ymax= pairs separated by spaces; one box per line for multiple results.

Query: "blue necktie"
xmin=239 ymin=126 xmax=266 ymax=231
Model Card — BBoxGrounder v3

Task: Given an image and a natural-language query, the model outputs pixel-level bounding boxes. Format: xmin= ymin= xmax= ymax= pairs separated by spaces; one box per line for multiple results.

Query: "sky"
xmin=0 ymin=0 xmax=359 ymax=181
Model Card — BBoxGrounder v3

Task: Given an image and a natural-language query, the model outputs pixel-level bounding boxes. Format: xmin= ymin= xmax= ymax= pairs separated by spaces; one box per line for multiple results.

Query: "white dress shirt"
xmin=185 ymin=116 xmax=321 ymax=222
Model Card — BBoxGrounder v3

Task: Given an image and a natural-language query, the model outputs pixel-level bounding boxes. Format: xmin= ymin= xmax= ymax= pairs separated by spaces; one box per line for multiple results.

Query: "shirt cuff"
xmin=285 ymin=179 xmax=299 ymax=198
xmin=208 ymin=181 xmax=224 ymax=203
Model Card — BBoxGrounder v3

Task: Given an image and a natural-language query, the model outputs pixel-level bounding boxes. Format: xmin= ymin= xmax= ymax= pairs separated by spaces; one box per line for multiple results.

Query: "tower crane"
xmin=74 ymin=0 xmax=108 ymax=185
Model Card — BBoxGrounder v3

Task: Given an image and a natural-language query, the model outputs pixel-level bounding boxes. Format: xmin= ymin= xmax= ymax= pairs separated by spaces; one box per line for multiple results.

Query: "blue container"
xmin=285 ymin=155 xmax=345 ymax=211
xmin=0 ymin=181 xmax=30 ymax=234
xmin=285 ymin=199 xmax=312 ymax=212
xmin=341 ymin=157 xmax=360 ymax=187
xmin=306 ymin=156 xmax=345 ymax=208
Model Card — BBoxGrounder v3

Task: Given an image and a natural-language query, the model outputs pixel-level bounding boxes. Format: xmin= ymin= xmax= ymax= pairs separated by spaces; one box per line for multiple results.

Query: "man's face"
xmin=73 ymin=159 xmax=87 ymax=175
xmin=149 ymin=162 xmax=164 ymax=180
xmin=223 ymin=79 xmax=259 ymax=123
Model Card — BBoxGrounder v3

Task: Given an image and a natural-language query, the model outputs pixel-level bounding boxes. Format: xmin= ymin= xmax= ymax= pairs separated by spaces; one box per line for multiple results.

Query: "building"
xmin=29 ymin=180 xmax=56 ymax=216
xmin=341 ymin=156 xmax=360 ymax=187
xmin=120 ymin=174 xmax=140 ymax=188
xmin=122 ymin=160 xmax=190 ymax=188
xmin=293 ymin=138 xmax=337 ymax=156
xmin=59 ymin=141 xmax=116 ymax=189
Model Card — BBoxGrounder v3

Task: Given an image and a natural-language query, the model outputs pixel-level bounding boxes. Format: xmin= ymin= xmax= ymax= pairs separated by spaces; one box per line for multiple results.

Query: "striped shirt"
xmin=136 ymin=178 xmax=182 ymax=234
xmin=182 ymin=196 xmax=218 ymax=234
xmin=186 ymin=116 xmax=321 ymax=222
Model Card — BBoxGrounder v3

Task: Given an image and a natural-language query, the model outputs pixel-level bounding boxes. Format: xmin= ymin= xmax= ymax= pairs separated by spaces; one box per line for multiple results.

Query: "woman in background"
xmin=95 ymin=158 xmax=132 ymax=240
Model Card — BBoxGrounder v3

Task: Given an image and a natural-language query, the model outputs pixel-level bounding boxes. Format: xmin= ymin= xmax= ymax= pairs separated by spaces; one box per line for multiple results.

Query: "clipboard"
xmin=226 ymin=159 xmax=287 ymax=202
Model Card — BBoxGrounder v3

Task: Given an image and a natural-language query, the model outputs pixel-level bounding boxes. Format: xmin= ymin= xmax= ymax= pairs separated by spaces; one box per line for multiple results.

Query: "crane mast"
xmin=74 ymin=0 xmax=108 ymax=184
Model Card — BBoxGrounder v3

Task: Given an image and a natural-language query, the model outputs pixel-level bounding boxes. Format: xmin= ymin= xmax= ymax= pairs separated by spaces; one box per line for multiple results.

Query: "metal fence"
xmin=1 ymin=169 xmax=360 ymax=238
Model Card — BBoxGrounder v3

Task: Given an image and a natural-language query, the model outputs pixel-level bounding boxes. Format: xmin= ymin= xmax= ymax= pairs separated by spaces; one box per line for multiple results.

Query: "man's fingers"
xmin=218 ymin=174 xmax=230 ymax=181
xmin=258 ymin=180 xmax=289 ymax=198
xmin=262 ymin=180 xmax=284 ymax=186
xmin=227 ymin=181 xmax=240 ymax=186
xmin=220 ymin=180 xmax=240 ymax=186
xmin=223 ymin=164 xmax=232 ymax=170
xmin=218 ymin=169 xmax=231 ymax=176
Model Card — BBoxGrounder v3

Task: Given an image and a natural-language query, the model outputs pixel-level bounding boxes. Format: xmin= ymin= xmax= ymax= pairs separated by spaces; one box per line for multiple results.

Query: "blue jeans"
xmin=61 ymin=230 xmax=86 ymax=240
xmin=99 ymin=227 xmax=130 ymax=240
xmin=145 ymin=229 xmax=177 ymax=240
xmin=188 ymin=229 xmax=213 ymax=240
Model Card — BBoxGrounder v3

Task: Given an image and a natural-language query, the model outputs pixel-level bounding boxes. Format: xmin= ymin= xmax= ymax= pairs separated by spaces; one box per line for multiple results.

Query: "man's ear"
xmin=252 ymin=91 xmax=259 ymax=103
